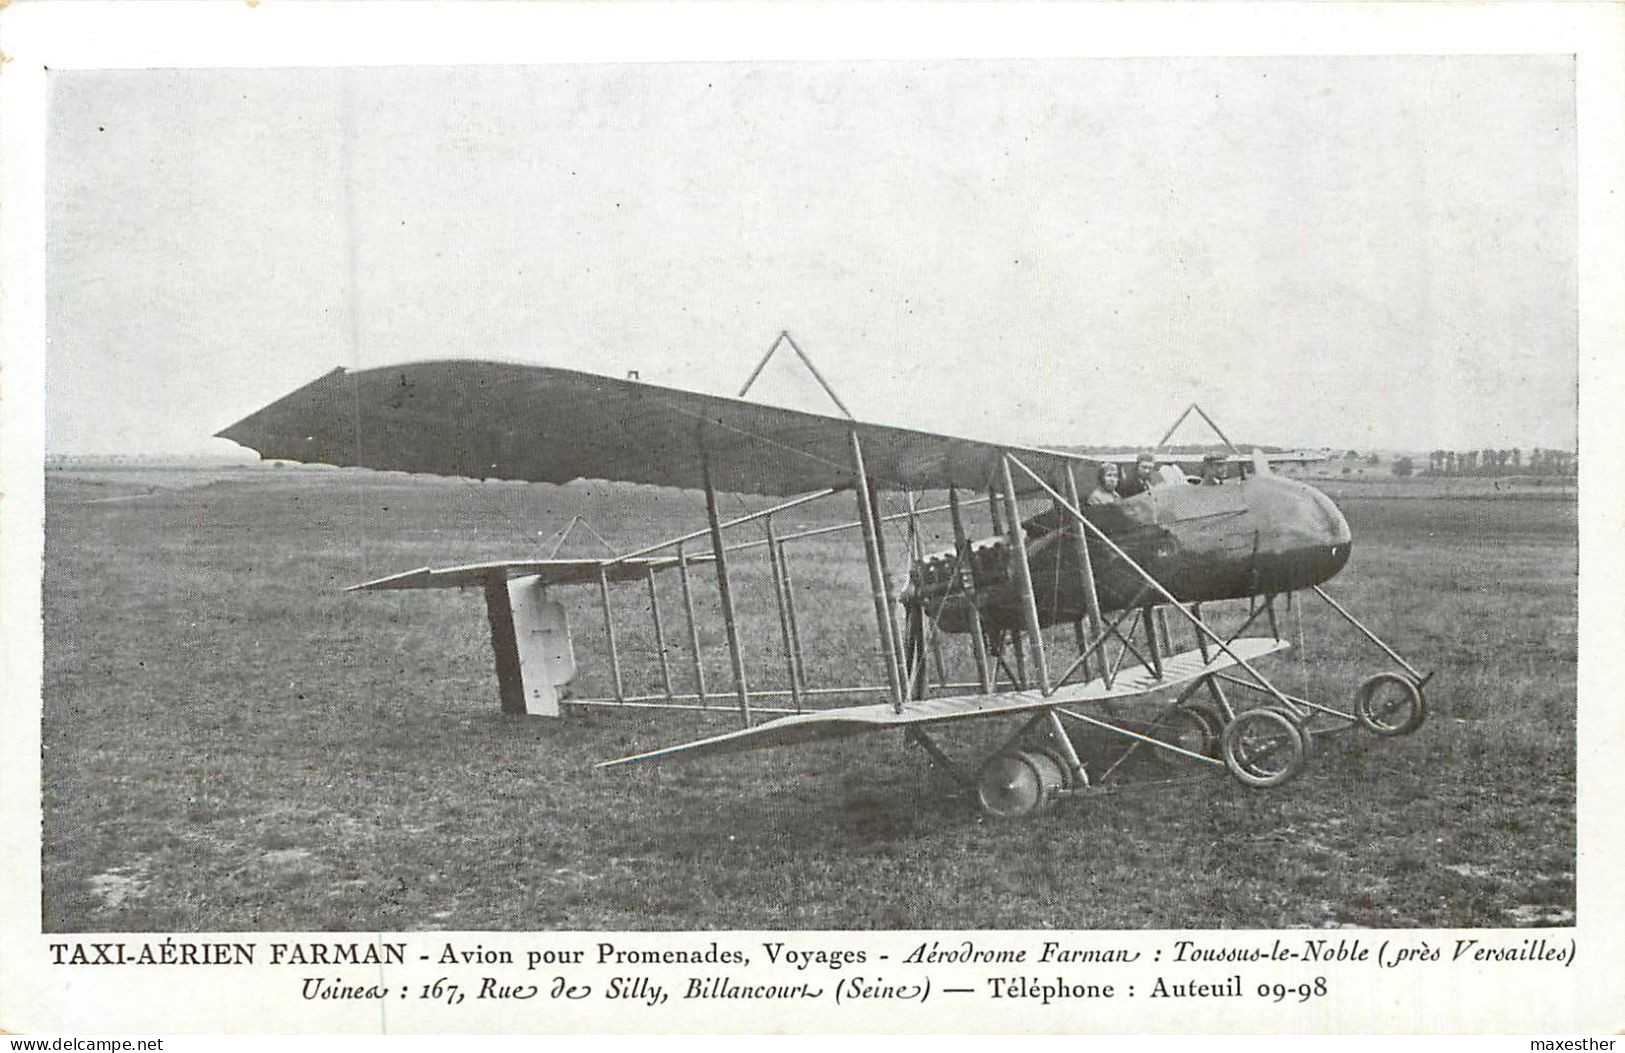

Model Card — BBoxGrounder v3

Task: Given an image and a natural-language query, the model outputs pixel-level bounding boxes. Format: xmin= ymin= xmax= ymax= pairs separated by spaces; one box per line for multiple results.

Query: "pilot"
xmin=1086 ymin=462 xmax=1121 ymax=506
xmin=1123 ymin=452 xmax=1161 ymax=496
xmin=1199 ymin=453 xmax=1227 ymax=485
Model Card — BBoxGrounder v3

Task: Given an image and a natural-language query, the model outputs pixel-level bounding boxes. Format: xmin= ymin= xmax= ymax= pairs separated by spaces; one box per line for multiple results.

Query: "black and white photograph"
xmin=3 ymin=1 xmax=1621 ymax=1037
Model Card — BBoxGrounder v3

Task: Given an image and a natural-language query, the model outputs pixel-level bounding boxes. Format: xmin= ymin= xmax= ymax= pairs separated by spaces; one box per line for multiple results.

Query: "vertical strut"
xmin=764 ymin=516 xmax=802 ymax=712
xmin=1063 ymin=465 xmax=1106 ymax=683
xmin=869 ymin=481 xmax=907 ymax=680
xmin=645 ymin=566 xmax=673 ymax=700
xmin=676 ymin=542 xmax=707 ymax=707
xmin=1045 ymin=710 xmax=1087 ymax=787
xmin=598 ymin=566 xmax=625 ymax=703
xmin=948 ymin=488 xmax=994 ymax=694
xmin=702 ymin=458 xmax=751 ymax=725
xmin=1141 ymin=606 xmax=1163 ymax=678
xmin=902 ymin=491 xmax=932 ymax=695
xmin=1191 ymin=601 xmax=1233 ymax=716
xmin=906 ymin=604 xmax=928 ymax=700
xmin=849 ymin=431 xmax=905 ymax=710
xmin=777 ymin=541 xmax=808 ymax=694
xmin=1000 ymin=455 xmax=1051 ymax=694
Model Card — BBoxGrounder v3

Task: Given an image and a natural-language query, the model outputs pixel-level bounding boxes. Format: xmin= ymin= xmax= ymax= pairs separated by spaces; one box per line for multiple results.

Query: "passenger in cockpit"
xmin=1122 ymin=452 xmax=1161 ymax=497
xmin=1086 ymin=462 xmax=1121 ymax=506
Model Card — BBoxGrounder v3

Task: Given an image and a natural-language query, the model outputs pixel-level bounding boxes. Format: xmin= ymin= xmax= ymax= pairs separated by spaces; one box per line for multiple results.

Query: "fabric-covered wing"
xmin=347 ymin=556 xmax=710 ymax=591
xmin=1087 ymin=449 xmax=1329 ymax=466
xmin=215 ymin=361 xmax=1093 ymax=496
xmin=598 ymin=637 xmax=1289 ymax=767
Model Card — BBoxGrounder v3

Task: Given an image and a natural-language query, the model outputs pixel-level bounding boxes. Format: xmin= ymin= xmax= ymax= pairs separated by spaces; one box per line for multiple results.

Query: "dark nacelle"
xmin=908 ymin=474 xmax=1352 ymax=634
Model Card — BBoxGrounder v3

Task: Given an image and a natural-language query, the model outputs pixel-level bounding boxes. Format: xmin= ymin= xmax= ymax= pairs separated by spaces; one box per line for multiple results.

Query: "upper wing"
xmin=1087 ymin=449 xmax=1330 ymax=466
xmin=215 ymin=361 xmax=1095 ymax=496
xmin=597 ymin=637 xmax=1289 ymax=767
xmin=347 ymin=555 xmax=710 ymax=591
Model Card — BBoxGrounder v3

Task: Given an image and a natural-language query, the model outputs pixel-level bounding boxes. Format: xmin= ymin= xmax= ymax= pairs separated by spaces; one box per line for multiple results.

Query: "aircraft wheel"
xmin=1354 ymin=673 xmax=1426 ymax=736
xmin=1179 ymin=700 xmax=1226 ymax=737
xmin=1150 ymin=706 xmax=1219 ymax=768
xmin=1221 ymin=708 xmax=1308 ymax=789
xmin=1032 ymin=744 xmax=1079 ymax=792
xmin=976 ymin=749 xmax=1066 ymax=818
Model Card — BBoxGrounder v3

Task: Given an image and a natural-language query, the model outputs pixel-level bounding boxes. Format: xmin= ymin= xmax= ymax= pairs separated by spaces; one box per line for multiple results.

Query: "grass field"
xmin=40 ymin=466 xmax=1576 ymax=931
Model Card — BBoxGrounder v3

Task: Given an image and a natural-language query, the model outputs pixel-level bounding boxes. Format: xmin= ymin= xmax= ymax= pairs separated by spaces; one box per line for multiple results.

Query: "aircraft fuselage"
xmin=909 ymin=474 xmax=1352 ymax=633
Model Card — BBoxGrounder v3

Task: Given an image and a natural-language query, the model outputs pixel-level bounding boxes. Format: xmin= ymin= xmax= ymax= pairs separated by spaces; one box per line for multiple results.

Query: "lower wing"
xmin=597 ymin=637 xmax=1288 ymax=767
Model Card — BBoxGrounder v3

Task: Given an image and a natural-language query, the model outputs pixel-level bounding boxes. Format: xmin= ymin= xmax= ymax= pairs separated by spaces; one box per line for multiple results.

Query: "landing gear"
xmin=1354 ymin=672 xmax=1427 ymax=736
xmin=975 ymin=749 xmax=1068 ymax=818
xmin=1221 ymin=707 xmax=1308 ymax=788
xmin=1148 ymin=704 xmax=1221 ymax=770
xmin=927 ymin=582 xmax=1432 ymax=817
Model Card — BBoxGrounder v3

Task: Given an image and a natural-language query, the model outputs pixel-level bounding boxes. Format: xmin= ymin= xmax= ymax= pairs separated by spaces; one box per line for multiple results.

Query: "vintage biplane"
xmin=218 ymin=338 xmax=1430 ymax=817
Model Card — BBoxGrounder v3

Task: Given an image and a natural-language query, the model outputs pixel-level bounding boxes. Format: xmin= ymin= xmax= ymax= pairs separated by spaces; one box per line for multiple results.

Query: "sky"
xmin=45 ymin=57 xmax=1577 ymax=456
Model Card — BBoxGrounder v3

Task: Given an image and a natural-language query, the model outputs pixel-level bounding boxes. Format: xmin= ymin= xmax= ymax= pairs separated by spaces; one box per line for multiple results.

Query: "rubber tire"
xmin=1222 ymin=708 xmax=1308 ymax=788
xmin=976 ymin=750 xmax=1066 ymax=818
xmin=1032 ymin=743 xmax=1079 ymax=792
xmin=1354 ymin=672 xmax=1427 ymax=736
xmin=1179 ymin=700 xmax=1226 ymax=738
xmin=1149 ymin=706 xmax=1219 ymax=769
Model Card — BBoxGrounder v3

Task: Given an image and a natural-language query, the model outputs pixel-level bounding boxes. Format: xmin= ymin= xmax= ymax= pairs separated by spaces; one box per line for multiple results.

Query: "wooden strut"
xmin=734 ymin=493 xmax=993 ymax=551
xmin=736 ymin=331 xmax=858 ymax=420
xmin=1093 ymin=676 xmax=1214 ymax=784
xmin=869 ymin=481 xmax=908 ymax=687
xmin=604 ymin=487 xmax=840 ymax=567
xmin=764 ymin=516 xmax=803 ymax=713
xmin=1155 ymin=401 xmax=1240 ymax=454
xmin=1063 ymin=465 xmax=1106 ymax=682
xmin=1191 ymin=601 xmax=1231 ymax=717
xmin=702 ymin=458 xmax=752 ymax=726
xmin=1049 ymin=584 xmax=1153 ymax=690
xmin=1154 ymin=403 xmax=1199 ymax=450
xmin=1142 ymin=606 xmax=1164 ymax=678
xmin=1311 ymin=584 xmax=1430 ymax=684
xmin=849 ymin=430 xmax=906 ymax=711
xmin=948 ymin=488 xmax=995 ymax=694
xmin=1199 ymin=598 xmax=1284 ymax=720
xmin=1213 ymin=673 xmax=1355 ymax=722
xmin=902 ymin=490 xmax=939 ymax=699
xmin=1056 ymin=706 xmax=1226 ymax=769
xmin=906 ymin=728 xmax=975 ymax=788
xmin=646 ymin=566 xmax=674 ymax=700
xmin=598 ymin=566 xmax=625 ymax=703
xmin=676 ymin=541 xmax=708 ymax=707
xmin=1045 ymin=709 xmax=1088 ymax=787
xmin=1000 ymin=455 xmax=1051 ymax=694
xmin=777 ymin=541 xmax=808 ymax=695
xmin=905 ymin=605 xmax=928 ymax=701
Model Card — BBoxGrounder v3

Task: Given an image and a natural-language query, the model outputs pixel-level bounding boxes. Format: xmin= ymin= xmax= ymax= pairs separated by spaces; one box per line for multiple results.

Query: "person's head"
xmin=1098 ymin=462 xmax=1119 ymax=490
xmin=1201 ymin=453 xmax=1225 ymax=479
xmin=1135 ymin=452 xmax=1157 ymax=481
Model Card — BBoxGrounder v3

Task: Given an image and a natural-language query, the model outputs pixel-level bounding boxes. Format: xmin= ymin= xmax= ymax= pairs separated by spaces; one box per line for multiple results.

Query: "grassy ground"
xmin=40 ymin=467 xmax=1576 ymax=931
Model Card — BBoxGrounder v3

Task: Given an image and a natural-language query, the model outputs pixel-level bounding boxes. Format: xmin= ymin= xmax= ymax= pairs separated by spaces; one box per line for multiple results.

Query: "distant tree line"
xmin=1422 ymin=448 xmax=1576 ymax=477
